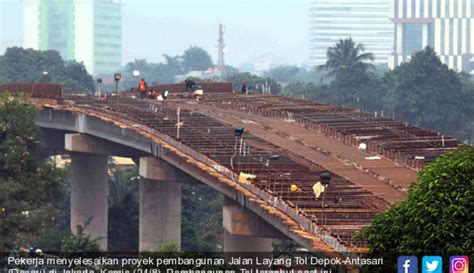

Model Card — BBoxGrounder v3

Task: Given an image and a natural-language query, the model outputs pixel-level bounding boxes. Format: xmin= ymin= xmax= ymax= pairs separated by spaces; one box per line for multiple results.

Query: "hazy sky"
xmin=122 ymin=0 xmax=309 ymax=67
xmin=0 ymin=0 xmax=309 ymax=67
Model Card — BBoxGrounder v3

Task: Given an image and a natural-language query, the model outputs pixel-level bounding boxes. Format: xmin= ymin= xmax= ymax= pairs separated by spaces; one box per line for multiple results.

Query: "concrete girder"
xmin=65 ymin=133 xmax=147 ymax=158
xmin=223 ymin=198 xmax=286 ymax=240
xmin=139 ymin=156 xmax=200 ymax=184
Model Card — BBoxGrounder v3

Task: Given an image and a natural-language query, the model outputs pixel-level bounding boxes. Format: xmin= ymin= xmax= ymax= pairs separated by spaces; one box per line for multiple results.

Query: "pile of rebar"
xmin=69 ymin=95 xmax=390 ymax=250
xmin=199 ymin=93 xmax=461 ymax=170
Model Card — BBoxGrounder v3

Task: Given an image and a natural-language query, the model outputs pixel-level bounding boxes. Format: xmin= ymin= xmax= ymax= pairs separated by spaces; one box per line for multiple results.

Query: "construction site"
xmin=0 ymin=82 xmax=463 ymax=262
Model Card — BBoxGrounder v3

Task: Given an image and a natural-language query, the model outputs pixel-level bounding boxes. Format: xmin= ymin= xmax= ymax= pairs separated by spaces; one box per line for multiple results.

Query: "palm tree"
xmin=318 ymin=38 xmax=374 ymax=77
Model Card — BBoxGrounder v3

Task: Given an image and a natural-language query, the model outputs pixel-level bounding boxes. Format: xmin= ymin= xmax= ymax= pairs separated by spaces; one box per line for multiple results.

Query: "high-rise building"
xmin=389 ymin=0 xmax=474 ymax=73
xmin=22 ymin=0 xmax=122 ymax=75
xmin=309 ymin=0 xmax=393 ymax=66
xmin=0 ymin=0 xmax=23 ymax=55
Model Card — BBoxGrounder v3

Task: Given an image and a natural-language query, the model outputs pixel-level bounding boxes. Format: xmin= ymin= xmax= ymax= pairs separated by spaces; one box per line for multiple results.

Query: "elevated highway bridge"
xmin=0 ymin=83 xmax=463 ymax=270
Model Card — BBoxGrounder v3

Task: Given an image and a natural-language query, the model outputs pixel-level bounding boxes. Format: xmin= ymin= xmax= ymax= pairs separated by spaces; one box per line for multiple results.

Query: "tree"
xmin=227 ymin=72 xmax=281 ymax=94
xmin=181 ymin=183 xmax=223 ymax=251
xmin=0 ymin=47 xmax=95 ymax=93
xmin=282 ymin=82 xmax=331 ymax=101
xmin=56 ymin=61 xmax=96 ymax=92
xmin=182 ymin=46 xmax=213 ymax=72
xmin=61 ymin=220 xmax=101 ymax=253
xmin=119 ymin=55 xmax=184 ymax=91
xmin=318 ymin=38 xmax=374 ymax=77
xmin=330 ymin=62 xmax=386 ymax=111
xmin=358 ymin=145 xmax=474 ymax=273
xmin=282 ymin=81 xmax=305 ymax=98
xmin=264 ymin=66 xmax=301 ymax=83
xmin=120 ymin=59 xmax=156 ymax=91
xmin=223 ymin=65 xmax=239 ymax=78
xmin=385 ymin=47 xmax=465 ymax=135
xmin=264 ymin=65 xmax=326 ymax=84
xmin=0 ymin=93 xmax=65 ymax=250
xmin=108 ymin=164 xmax=139 ymax=251
xmin=457 ymin=74 xmax=474 ymax=142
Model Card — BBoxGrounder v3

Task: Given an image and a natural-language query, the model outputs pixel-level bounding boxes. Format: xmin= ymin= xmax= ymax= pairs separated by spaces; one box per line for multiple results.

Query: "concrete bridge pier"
xmin=65 ymin=133 xmax=147 ymax=251
xmin=138 ymin=178 xmax=181 ymax=251
xmin=70 ymin=152 xmax=109 ymax=250
xmin=138 ymin=156 xmax=199 ymax=251
xmin=223 ymin=198 xmax=285 ymax=252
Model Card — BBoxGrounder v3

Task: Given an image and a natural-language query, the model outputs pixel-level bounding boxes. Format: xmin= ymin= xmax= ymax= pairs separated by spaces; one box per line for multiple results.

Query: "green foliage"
xmin=330 ymin=63 xmax=386 ymax=112
xmin=263 ymin=65 xmax=325 ymax=84
xmin=358 ymin=145 xmax=474 ymax=272
xmin=459 ymin=77 xmax=474 ymax=141
xmin=61 ymin=234 xmax=101 ymax=253
xmin=227 ymin=72 xmax=282 ymax=94
xmin=385 ymin=47 xmax=467 ymax=135
xmin=0 ymin=93 xmax=66 ymax=250
xmin=282 ymin=82 xmax=331 ymax=101
xmin=281 ymin=81 xmax=306 ymax=98
xmin=182 ymin=183 xmax=224 ymax=251
xmin=279 ymin=38 xmax=384 ymax=112
xmin=276 ymin=42 xmax=473 ymax=143
xmin=119 ymin=46 xmax=214 ymax=90
xmin=156 ymin=243 xmax=180 ymax=252
xmin=116 ymin=58 xmax=181 ymax=92
xmin=0 ymin=47 xmax=95 ymax=93
xmin=61 ymin=221 xmax=101 ymax=253
xmin=108 ymin=164 xmax=139 ymax=251
xmin=223 ymin=65 xmax=239 ymax=78
xmin=264 ymin=66 xmax=300 ymax=83
xmin=318 ymin=38 xmax=374 ymax=77
xmin=94 ymin=161 xmax=224 ymax=252
xmin=182 ymin=46 xmax=214 ymax=72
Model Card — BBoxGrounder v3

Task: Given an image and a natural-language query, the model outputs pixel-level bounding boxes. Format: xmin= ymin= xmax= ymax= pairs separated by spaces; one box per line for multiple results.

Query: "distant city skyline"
xmin=389 ymin=0 xmax=474 ymax=74
xmin=1 ymin=0 xmax=309 ymax=71
xmin=309 ymin=0 xmax=393 ymax=65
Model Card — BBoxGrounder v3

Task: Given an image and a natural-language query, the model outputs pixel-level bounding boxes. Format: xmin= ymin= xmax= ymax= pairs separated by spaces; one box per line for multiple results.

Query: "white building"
xmin=22 ymin=0 xmax=122 ymax=76
xmin=389 ymin=0 xmax=474 ymax=73
xmin=309 ymin=0 xmax=393 ymax=66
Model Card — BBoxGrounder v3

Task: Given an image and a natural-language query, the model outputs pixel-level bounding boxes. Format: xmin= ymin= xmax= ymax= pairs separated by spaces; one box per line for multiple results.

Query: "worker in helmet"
xmin=138 ymin=78 xmax=147 ymax=99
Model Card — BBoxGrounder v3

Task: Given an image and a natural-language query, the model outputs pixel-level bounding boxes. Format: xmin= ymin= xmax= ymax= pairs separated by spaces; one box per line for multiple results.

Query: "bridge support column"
xmin=139 ymin=179 xmax=181 ymax=251
xmin=223 ymin=231 xmax=273 ymax=252
xmin=138 ymin=157 xmax=194 ymax=251
xmin=70 ymin=152 xmax=108 ymax=250
xmin=223 ymin=198 xmax=284 ymax=252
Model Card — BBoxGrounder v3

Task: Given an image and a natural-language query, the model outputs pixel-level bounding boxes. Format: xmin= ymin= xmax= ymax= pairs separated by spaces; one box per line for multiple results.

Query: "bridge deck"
xmin=196 ymin=93 xmax=461 ymax=170
xmin=60 ymin=95 xmax=395 ymax=250
xmin=15 ymin=86 xmax=463 ymax=254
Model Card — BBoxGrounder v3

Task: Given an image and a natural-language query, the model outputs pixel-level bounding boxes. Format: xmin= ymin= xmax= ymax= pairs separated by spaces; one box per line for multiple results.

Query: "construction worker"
xmin=138 ymin=78 xmax=147 ymax=99
xmin=193 ymin=85 xmax=204 ymax=102
xmin=241 ymin=81 xmax=249 ymax=94
xmin=185 ymin=79 xmax=196 ymax=92
xmin=148 ymin=89 xmax=159 ymax=99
